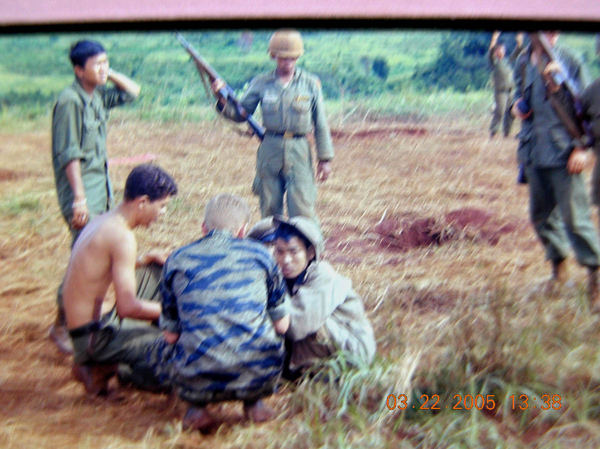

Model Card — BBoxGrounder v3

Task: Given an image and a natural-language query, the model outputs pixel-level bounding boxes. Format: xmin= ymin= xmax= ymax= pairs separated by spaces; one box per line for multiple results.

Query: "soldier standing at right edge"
xmin=512 ymin=31 xmax=600 ymax=304
xmin=211 ymin=29 xmax=334 ymax=221
xmin=580 ymin=34 xmax=600 ymax=219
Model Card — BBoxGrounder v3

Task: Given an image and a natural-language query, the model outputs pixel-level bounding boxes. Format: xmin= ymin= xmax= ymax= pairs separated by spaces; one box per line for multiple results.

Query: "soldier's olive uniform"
xmin=69 ymin=264 xmax=168 ymax=391
xmin=518 ymin=45 xmax=600 ymax=268
xmin=513 ymin=49 xmax=533 ymax=167
xmin=52 ymin=80 xmax=135 ymax=233
xmin=580 ymin=78 xmax=600 ymax=206
xmin=220 ymin=68 xmax=333 ymax=220
xmin=489 ymin=46 xmax=518 ymax=137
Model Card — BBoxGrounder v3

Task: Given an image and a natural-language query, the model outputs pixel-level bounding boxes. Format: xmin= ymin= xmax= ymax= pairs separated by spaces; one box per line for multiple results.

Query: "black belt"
xmin=68 ymin=308 xmax=115 ymax=338
xmin=265 ymin=130 xmax=305 ymax=139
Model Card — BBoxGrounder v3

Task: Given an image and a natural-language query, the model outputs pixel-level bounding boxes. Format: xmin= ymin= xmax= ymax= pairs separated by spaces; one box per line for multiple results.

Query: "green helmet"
xmin=268 ymin=29 xmax=304 ymax=59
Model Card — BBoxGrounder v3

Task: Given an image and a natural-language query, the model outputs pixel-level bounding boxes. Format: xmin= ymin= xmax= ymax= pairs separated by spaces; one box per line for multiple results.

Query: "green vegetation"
xmin=0 ymin=193 xmax=42 ymax=216
xmin=264 ymin=286 xmax=600 ymax=447
xmin=1 ymin=30 xmax=597 ymax=127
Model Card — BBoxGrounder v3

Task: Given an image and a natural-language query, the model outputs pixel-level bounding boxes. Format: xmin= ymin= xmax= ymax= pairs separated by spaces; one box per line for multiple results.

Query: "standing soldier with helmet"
xmin=211 ymin=29 xmax=334 ymax=221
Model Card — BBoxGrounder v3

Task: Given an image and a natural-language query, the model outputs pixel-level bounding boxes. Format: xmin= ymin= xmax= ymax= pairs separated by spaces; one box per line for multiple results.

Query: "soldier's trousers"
xmin=526 ymin=166 xmax=600 ymax=268
xmin=256 ymin=135 xmax=318 ymax=220
xmin=70 ymin=263 xmax=169 ymax=391
xmin=490 ymin=90 xmax=514 ymax=137
xmin=590 ymin=148 xmax=600 ymax=207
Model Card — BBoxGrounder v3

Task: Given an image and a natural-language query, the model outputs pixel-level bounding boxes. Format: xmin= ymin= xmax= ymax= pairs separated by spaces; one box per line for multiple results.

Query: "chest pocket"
xmin=291 ymin=95 xmax=312 ymax=131
xmin=261 ymin=91 xmax=281 ymax=130
xmin=81 ymin=104 xmax=104 ymax=154
xmin=261 ymin=93 xmax=280 ymax=115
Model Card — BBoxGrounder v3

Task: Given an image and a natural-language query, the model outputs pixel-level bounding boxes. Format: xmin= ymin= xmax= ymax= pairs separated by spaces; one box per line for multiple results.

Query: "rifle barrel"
xmin=175 ymin=32 xmax=265 ymax=141
xmin=175 ymin=32 xmax=221 ymax=82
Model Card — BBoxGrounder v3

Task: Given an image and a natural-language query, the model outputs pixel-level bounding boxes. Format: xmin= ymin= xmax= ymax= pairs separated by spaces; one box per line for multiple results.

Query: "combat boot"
xmin=72 ymin=363 xmax=118 ymax=397
xmin=533 ymin=259 xmax=566 ymax=297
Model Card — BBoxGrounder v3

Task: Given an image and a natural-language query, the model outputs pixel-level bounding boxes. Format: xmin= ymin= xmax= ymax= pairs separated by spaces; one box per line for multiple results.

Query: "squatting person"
xmin=272 ymin=216 xmax=376 ymax=379
xmin=148 ymin=194 xmax=291 ymax=432
xmin=64 ymin=164 xmax=178 ymax=395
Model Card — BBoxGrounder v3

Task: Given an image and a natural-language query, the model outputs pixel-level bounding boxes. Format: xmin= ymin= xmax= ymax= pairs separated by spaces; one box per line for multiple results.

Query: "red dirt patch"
xmin=0 ymin=168 xmax=25 ymax=181
xmin=371 ymin=208 xmax=519 ymax=251
xmin=444 ymin=207 xmax=519 ymax=246
xmin=372 ymin=216 xmax=455 ymax=252
xmin=324 ymin=208 xmax=521 ymax=264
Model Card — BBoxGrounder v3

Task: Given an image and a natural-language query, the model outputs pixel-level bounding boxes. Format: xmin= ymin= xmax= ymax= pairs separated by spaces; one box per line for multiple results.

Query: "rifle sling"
xmin=548 ymin=95 xmax=583 ymax=141
xmin=533 ymin=46 xmax=584 ymax=143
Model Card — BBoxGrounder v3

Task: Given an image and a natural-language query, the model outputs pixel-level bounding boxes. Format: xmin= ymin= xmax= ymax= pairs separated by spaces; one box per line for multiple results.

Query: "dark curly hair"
xmin=124 ymin=164 xmax=178 ymax=202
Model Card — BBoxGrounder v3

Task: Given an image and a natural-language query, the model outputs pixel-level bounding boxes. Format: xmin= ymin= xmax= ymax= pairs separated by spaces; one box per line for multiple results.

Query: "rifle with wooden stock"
xmin=529 ymin=32 xmax=594 ymax=148
xmin=175 ymin=32 xmax=265 ymax=140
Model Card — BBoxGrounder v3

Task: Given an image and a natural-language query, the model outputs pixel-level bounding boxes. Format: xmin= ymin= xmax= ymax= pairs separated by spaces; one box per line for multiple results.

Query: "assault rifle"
xmin=529 ymin=32 xmax=594 ymax=147
xmin=175 ymin=32 xmax=265 ymax=140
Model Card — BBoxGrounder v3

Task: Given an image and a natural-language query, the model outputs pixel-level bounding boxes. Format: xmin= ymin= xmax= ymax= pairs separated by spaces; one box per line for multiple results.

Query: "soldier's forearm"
xmin=65 ymin=159 xmax=86 ymax=201
xmin=108 ymin=69 xmax=141 ymax=98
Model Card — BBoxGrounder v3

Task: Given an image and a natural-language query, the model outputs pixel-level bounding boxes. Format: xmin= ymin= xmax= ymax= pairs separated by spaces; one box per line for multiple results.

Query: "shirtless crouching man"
xmin=63 ymin=164 xmax=178 ymax=395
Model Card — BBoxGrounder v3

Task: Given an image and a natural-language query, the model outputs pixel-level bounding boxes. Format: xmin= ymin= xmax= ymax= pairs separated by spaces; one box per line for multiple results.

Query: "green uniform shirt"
xmin=523 ymin=45 xmax=590 ymax=167
xmin=581 ymin=78 xmax=600 ymax=151
xmin=51 ymin=80 xmax=135 ymax=221
xmin=489 ymin=49 xmax=515 ymax=92
xmin=223 ymin=67 xmax=334 ymax=161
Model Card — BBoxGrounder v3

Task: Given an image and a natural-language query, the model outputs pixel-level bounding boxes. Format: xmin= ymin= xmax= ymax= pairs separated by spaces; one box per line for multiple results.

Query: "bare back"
xmin=63 ymin=210 xmax=136 ymax=329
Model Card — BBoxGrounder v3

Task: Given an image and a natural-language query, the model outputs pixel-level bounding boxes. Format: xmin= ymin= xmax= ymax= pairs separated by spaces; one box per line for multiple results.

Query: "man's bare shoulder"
xmin=75 ymin=211 xmax=135 ymax=256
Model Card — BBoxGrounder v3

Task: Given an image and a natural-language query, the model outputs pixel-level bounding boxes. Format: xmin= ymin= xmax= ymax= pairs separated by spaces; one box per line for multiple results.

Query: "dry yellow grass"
xmin=2 ymin=112 xmax=600 ymax=448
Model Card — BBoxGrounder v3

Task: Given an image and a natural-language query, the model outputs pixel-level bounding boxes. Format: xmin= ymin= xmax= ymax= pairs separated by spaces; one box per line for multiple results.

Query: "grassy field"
xmin=3 ymin=93 xmax=600 ymax=447
xmin=0 ymin=29 xmax=598 ymax=125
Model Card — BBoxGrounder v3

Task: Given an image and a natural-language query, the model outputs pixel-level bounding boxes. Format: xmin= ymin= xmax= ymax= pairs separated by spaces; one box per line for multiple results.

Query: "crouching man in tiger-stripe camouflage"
xmin=148 ymin=193 xmax=290 ymax=432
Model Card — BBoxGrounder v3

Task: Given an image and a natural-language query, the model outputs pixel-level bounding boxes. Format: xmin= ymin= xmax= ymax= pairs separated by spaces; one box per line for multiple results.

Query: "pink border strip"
xmin=1 ymin=0 xmax=600 ymax=26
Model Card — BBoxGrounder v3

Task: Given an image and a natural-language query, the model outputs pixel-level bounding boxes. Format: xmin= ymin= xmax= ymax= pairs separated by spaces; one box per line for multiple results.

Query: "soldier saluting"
xmin=211 ymin=29 xmax=334 ymax=221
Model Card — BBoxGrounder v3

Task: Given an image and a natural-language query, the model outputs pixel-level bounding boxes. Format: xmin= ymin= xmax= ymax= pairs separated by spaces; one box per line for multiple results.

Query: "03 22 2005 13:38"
xmin=386 ymin=393 xmax=562 ymax=411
